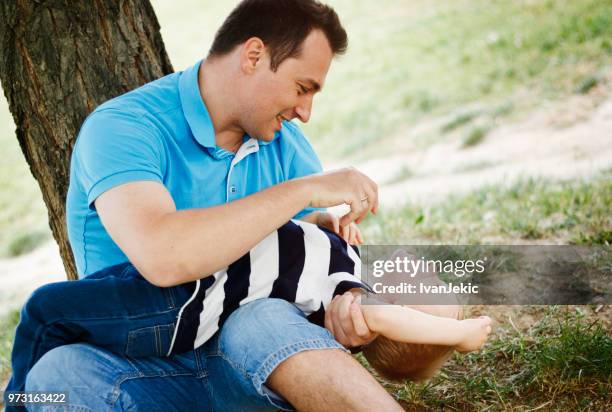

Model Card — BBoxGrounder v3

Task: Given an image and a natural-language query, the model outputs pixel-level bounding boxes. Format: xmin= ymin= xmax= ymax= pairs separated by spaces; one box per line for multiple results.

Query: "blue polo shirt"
xmin=66 ymin=60 xmax=323 ymax=277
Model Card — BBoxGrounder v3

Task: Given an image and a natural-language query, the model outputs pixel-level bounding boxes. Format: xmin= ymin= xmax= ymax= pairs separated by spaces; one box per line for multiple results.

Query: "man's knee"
xmin=25 ymin=345 xmax=74 ymax=391
xmin=26 ymin=344 xmax=118 ymax=392
xmin=25 ymin=344 xmax=135 ymax=411
xmin=216 ymin=298 xmax=345 ymax=394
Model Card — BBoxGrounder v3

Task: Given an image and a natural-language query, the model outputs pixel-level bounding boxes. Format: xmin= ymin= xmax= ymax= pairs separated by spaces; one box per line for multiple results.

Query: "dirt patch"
xmin=327 ymin=88 xmax=612 ymax=207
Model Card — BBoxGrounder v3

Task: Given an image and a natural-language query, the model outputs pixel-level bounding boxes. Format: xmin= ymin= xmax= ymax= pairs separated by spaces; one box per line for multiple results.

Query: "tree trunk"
xmin=0 ymin=0 xmax=173 ymax=280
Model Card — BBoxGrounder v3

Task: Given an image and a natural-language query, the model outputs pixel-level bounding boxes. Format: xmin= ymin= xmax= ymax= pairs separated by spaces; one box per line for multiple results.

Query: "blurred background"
xmin=1 ymin=0 xmax=610 ymax=408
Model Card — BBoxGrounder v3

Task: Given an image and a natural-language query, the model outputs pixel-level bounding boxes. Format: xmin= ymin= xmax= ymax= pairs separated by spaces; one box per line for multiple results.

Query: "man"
xmin=25 ymin=1 xmax=404 ymax=410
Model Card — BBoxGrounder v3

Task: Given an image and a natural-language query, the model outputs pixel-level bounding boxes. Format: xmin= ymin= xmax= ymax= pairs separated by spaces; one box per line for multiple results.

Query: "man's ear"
xmin=241 ymin=37 xmax=265 ymax=74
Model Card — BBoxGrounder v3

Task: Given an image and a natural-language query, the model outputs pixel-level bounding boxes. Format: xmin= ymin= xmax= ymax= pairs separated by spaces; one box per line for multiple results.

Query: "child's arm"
xmin=360 ymin=304 xmax=492 ymax=352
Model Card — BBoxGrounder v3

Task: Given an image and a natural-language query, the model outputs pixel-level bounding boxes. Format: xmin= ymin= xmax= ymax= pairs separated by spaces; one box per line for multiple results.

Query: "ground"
xmin=1 ymin=0 xmax=610 ymax=409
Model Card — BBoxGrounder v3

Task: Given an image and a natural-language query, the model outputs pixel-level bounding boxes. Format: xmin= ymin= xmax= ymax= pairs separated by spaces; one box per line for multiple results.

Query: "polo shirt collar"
xmin=179 ymin=60 xmax=216 ymax=148
xmin=179 ymin=59 xmax=281 ymax=150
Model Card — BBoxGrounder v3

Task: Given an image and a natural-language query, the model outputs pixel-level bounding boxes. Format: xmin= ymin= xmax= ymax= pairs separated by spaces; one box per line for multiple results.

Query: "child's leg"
xmin=6 ymin=262 xmax=193 ymax=393
xmin=360 ymin=302 xmax=490 ymax=349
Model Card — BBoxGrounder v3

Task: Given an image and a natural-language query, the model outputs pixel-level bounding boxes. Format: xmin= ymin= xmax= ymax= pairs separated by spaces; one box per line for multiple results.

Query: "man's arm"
xmin=95 ymin=167 xmax=378 ymax=287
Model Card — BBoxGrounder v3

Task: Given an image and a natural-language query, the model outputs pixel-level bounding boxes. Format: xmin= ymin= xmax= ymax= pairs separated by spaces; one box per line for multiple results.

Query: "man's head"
xmin=207 ymin=0 xmax=347 ymax=141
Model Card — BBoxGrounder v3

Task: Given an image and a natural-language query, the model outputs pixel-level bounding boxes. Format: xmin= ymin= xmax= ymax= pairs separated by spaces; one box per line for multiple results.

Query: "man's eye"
xmin=297 ymin=85 xmax=308 ymax=95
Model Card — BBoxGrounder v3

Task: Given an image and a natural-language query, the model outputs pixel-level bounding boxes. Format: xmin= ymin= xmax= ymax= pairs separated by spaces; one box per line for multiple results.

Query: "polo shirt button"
xmin=230 ymin=185 xmax=237 ymax=193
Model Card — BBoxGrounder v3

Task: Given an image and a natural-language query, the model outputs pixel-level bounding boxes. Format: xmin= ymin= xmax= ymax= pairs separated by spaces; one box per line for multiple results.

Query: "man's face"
xmin=241 ymin=29 xmax=334 ymax=141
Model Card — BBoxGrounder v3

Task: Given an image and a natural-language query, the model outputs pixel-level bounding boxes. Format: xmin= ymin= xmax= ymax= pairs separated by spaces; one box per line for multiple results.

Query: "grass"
xmin=0 ymin=310 xmax=19 ymax=382
xmin=441 ymin=111 xmax=480 ymax=133
xmin=383 ymin=165 xmax=414 ymax=186
xmin=7 ymin=231 xmax=50 ymax=257
xmin=0 ymin=94 xmax=51 ymax=258
xmin=576 ymin=74 xmax=601 ymax=94
xmin=367 ymin=306 xmax=612 ymax=410
xmin=461 ymin=124 xmax=491 ymax=148
xmin=361 ymin=172 xmax=612 ymax=245
xmin=453 ymin=160 xmax=495 ymax=173
xmin=301 ymin=0 xmax=612 ymax=159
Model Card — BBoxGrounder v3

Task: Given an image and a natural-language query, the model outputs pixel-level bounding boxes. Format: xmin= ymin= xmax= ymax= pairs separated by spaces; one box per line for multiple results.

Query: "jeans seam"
xmin=164 ymin=287 xmax=176 ymax=309
xmin=106 ymin=366 xmax=204 ymax=406
xmin=250 ymin=338 xmax=349 ymax=396
xmin=38 ymin=307 xmax=179 ymax=324
xmin=119 ymin=264 xmax=134 ymax=278
xmin=51 ymin=404 xmax=96 ymax=412
xmin=154 ymin=326 xmax=161 ymax=356
xmin=123 ymin=324 xmax=169 ymax=357
xmin=215 ymin=352 xmax=249 ymax=378
xmin=106 ymin=370 xmax=142 ymax=406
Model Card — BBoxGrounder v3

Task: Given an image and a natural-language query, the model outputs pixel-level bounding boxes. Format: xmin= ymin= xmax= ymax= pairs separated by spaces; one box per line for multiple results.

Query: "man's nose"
xmin=294 ymin=95 xmax=313 ymax=123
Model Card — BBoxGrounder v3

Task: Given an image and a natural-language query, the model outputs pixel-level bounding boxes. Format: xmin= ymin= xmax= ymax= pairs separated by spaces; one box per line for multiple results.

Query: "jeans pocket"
xmin=125 ymin=323 xmax=176 ymax=357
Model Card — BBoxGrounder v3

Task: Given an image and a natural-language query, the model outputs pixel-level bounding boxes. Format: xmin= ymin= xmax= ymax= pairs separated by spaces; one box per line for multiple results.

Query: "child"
xmin=6 ymin=218 xmax=491 ymax=399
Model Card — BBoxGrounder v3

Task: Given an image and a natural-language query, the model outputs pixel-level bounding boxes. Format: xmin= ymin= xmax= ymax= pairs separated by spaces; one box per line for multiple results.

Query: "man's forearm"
xmin=147 ymin=178 xmax=311 ymax=286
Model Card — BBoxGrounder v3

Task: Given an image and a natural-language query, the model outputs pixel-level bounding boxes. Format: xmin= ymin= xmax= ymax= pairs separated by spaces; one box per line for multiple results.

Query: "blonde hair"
xmin=363 ymin=306 xmax=463 ymax=382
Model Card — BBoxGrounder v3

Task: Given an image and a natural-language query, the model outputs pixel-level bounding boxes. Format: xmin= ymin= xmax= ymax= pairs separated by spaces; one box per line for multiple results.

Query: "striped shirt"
xmin=168 ymin=220 xmax=370 ymax=355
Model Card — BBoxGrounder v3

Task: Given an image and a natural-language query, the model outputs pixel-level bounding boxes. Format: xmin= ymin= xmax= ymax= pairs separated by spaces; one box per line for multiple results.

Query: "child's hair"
xmin=362 ymin=306 xmax=463 ymax=382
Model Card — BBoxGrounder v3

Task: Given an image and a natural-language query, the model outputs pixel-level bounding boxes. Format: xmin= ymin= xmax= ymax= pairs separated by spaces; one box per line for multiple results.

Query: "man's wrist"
xmin=287 ymin=175 xmax=316 ymax=208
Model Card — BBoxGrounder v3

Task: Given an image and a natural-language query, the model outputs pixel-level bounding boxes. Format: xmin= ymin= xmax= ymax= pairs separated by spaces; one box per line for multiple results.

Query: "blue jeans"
xmin=5 ymin=264 xmax=347 ymax=411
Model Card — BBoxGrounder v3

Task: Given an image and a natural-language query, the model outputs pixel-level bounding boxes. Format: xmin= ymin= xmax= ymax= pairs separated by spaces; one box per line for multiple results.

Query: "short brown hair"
xmin=208 ymin=0 xmax=348 ymax=71
xmin=363 ymin=307 xmax=464 ymax=382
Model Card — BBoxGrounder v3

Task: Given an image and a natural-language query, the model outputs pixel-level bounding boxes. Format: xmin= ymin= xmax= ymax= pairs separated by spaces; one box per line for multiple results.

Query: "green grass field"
xmin=303 ymin=0 xmax=611 ymax=158
xmin=373 ymin=306 xmax=611 ymax=410
xmin=0 ymin=0 xmax=610 ymax=409
xmin=361 ymin=171 xmax=612 ymax=245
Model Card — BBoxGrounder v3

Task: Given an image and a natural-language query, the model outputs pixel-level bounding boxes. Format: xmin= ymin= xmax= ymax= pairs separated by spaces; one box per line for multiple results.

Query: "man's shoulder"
xmin=92 ymin=71 xmax=183 ymax=121
xmin=279 ymin=120 xmax=316 ymax=152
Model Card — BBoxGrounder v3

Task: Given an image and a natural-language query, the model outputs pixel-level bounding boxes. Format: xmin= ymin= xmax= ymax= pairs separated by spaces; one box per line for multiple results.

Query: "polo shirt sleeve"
xmin=73 ymin=109 xmax=165 ymax=209
xmin=283 ymin=122 xmax=325 ymax=220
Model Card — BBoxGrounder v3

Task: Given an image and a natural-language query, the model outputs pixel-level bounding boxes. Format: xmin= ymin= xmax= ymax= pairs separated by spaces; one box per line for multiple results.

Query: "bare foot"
xmin=455 ymin=316 xmax=492 ymax=352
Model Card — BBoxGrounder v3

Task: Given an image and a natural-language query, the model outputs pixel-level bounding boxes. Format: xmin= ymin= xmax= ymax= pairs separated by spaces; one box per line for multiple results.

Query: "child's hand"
xmin=316 ymin=212 xmax=364 ymax=245
xmin=456 ymin=316 xmax=492 ymax=353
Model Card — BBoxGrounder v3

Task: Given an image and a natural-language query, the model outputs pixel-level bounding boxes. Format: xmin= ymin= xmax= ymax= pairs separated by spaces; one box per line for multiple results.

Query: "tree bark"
xmin=0 ymin=0 xmax=173 ymax=279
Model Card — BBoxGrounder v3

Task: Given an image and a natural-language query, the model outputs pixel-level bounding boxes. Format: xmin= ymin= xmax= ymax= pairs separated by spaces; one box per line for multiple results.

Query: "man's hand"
xmin=301 ymin=167 xmax=378 ymax=227
xmin=325 ymin=291 xmax=378 ymax=348
xmin=314 ymin=212 xmax=364 ymax=245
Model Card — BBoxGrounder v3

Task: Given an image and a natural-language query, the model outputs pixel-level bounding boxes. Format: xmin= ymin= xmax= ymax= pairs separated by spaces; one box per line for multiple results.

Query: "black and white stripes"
xmin=168 ymin=220 xmax=367 ymax=355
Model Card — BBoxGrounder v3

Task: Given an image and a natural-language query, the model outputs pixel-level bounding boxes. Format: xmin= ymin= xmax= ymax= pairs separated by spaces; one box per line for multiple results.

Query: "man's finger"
xmin=364 ymin=177 xmax=379 ymax=216
xmin=336 ymin=292 xmax=356 ymax=343
xmin=324 ymin=295 xmax=337 ymax=336
xmin=349 ymin=301 xmax=372 ymax=339
xmin=339 ymin=210 xmax=360 ymax=227
xmin=354 ymin=186 xmax=376 ymax=224
xmin=356 ymin=226 xmax=364 ymax=244
xmin=332 ymin=214 xmax=340 ymax=234
xmin=341 ymin=225 xmax=350 ymax=243
xmin=349 ymin=225 xmax=358 ymax=245
xmin=340 ymin=198 xmax=367 ymax=227
xmin=329 ymin=295 xmax=350 ymax=346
